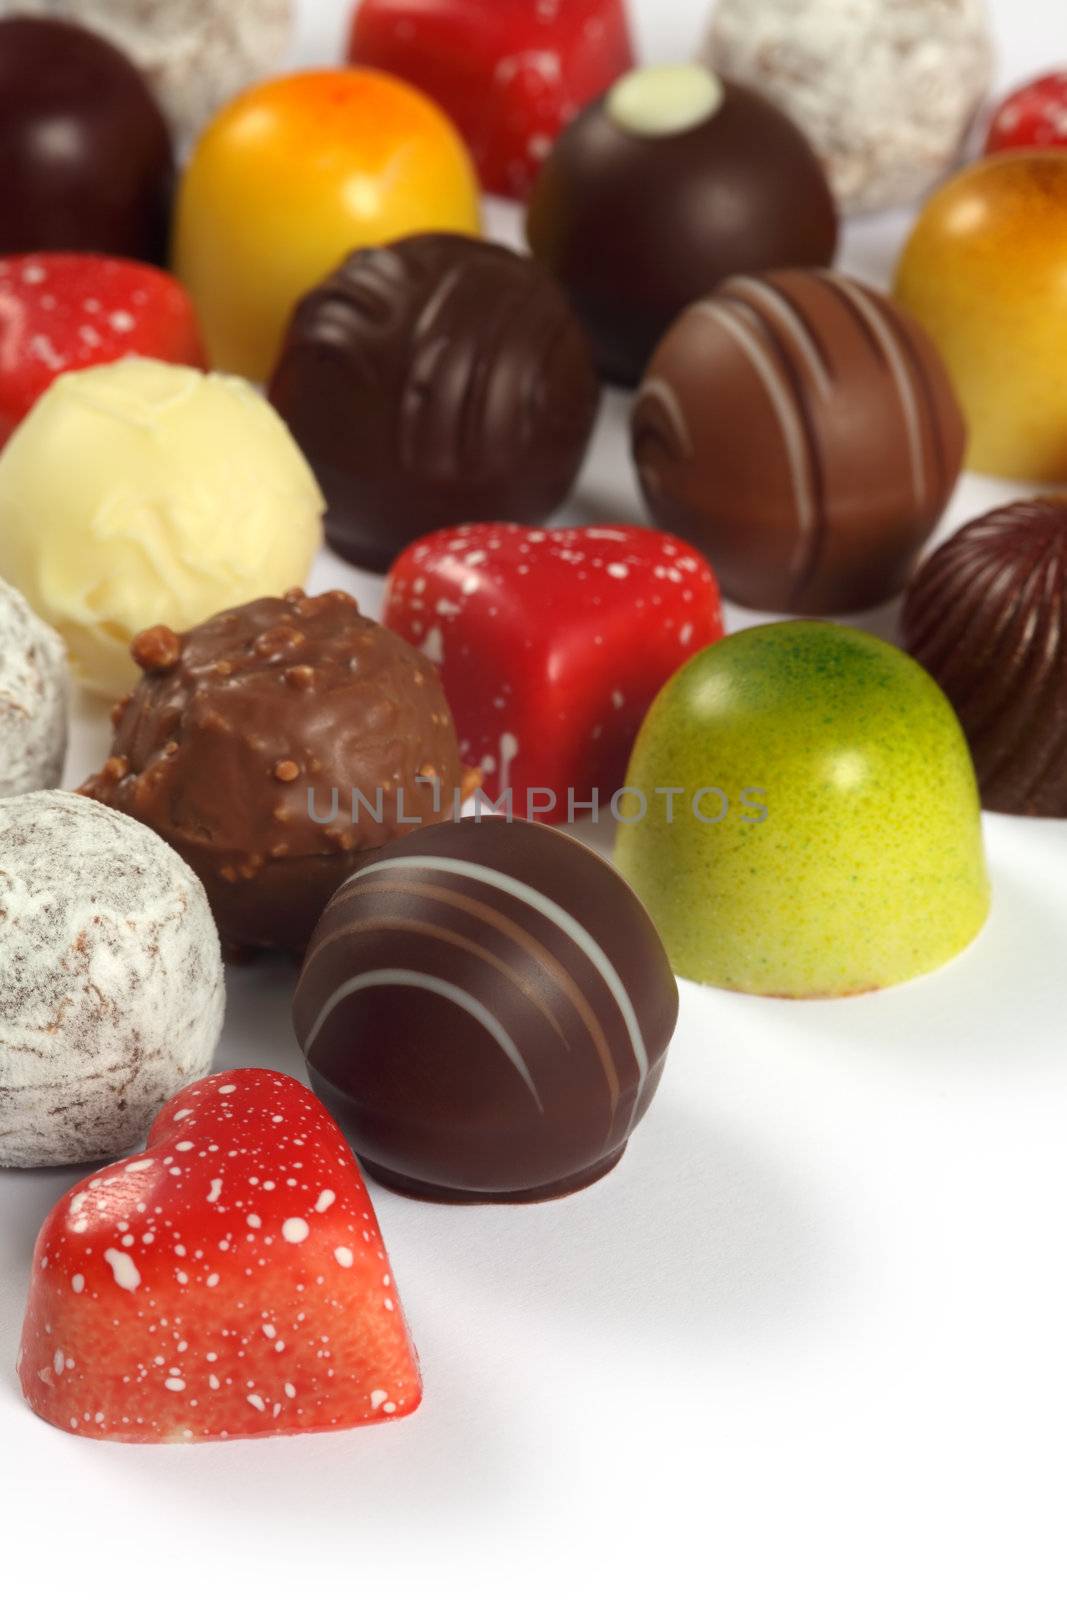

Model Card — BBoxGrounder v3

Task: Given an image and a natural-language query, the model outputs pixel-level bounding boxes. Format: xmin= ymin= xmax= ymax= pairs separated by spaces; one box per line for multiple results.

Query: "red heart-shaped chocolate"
xmin=18 ymin=1069 xmax=421 ymax=1443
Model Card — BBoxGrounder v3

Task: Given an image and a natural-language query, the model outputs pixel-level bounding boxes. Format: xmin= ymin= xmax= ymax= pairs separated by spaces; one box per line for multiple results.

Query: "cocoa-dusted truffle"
xmin=902 ymin=499 xmax=1067 ymax=818
xmin=268 ymin=232 xmax=600 ymax=572
xmin=0 ymin=576 xmax=68 ymax=796
xmin=0 ymin=790 xmax=224 ymax=1168
xmin=81 ymin=589 xmax=477 ymax=954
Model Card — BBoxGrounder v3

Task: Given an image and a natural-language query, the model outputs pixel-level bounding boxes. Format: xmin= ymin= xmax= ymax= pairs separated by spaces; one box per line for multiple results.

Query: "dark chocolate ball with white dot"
xmin=526 ymin=62 xmax=838 ymax=385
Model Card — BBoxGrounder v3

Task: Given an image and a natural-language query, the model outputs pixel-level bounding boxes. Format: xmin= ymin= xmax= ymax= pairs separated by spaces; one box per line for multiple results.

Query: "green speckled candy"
xmin=614 ymin=622 xmax=990 ymax=996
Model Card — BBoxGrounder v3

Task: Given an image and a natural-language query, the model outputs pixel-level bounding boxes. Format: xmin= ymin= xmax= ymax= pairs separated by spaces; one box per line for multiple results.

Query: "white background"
xmin=3 ymin=1 xmax=1067 ymax=1596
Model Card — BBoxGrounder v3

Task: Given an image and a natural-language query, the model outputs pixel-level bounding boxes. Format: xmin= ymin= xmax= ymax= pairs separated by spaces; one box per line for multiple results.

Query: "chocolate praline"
xmin=902 ymin=499 xmax=1067 ymax=817
xmin=525 ymin=63 xmax=838 ymax=387
xmin=80 ymin=590 xmax=476 ymax=955
xmin=632 ymin=269 xmax=965 ymax=613
xmin=0 ymin=17 xmax=173 ymax=263
xmin=268 ymin=233 xmax=600 ymax=573
xmin=292 ymin=817 xmax=679 ymax=1203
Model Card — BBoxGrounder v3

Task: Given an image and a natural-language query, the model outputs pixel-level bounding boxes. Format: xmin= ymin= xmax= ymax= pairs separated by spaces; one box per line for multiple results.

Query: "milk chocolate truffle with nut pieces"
xmin=0 ymin=577 xmax=68 ymax=796
xmin=902 ymin=499 xmax=1067 ymax=818
xmin=293 ymin=817 xmax=678 ymax=1204
xmin=0 ymin=790 xmax=224 ymax=1168
xmin=525 ymin=63 xmax=837 ymax=386
xmin=632 ymin=269 xmax=966 ymax=614
xmin=268 ymin=233 xmax=600 ymax=572
xmin=80 ymin=590 xmax=477 ymax=956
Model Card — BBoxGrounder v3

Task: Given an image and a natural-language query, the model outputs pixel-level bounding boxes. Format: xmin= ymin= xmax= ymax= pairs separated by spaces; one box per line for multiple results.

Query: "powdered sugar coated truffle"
xmin=0 ymin=791 xmax=225 ymax=1167
xmin=0 ymin=577 xmax=68 ymax=797
xmin=704 ymin=0 xmax=994 ymax=214
xmin=0 ymin=0 xmax=294 ymax=146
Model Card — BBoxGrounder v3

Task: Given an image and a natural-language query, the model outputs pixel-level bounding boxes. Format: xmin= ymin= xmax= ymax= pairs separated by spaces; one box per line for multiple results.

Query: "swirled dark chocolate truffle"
xmin=80 ymin=590 xmax=477 ymax=955
xmin=902 ymin=499 xmax=1067 ymax=817
xmin=632 ymin=269 xmax=966 ymax=614
xmin=293 ymin=817 xmax=679 ymax=1203
xmin=0 ymin=17 xmax=173 ymax=263
xmin=268 ymin=233 xmax=600 ymax=573
xmin=525 ymin=64 xmax=838 ymax=387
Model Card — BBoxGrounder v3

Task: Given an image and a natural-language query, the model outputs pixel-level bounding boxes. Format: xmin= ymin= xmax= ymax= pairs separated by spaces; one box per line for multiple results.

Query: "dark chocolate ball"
xmin=268 ymin=233 xmax=600 ymax=573
xmin=526 ymin=63 xmax=838 ymax=387
xmin=0 ymin=17 xmax=173 ymax=263
xmin=293 ymin=817 xmax=679 ymax=1203
xmin=631 ymin=269 xmax=966 ymax=614
xmin=902 ymin=499 xmax=1067 ymax=818
xmin=80 ymin=590 xmax=476 ymax=954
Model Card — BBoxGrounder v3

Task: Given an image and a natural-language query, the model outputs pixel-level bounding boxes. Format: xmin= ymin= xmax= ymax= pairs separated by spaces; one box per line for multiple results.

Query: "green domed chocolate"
xmin=615 ymin=622 xmax=990 ymax=996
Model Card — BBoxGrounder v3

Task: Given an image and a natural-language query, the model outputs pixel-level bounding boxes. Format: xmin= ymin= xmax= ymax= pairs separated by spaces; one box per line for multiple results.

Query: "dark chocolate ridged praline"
xmin=268 ymin=233 xmax=600 ymax=573
xmin=80 ymin=590 xmax=477 ymax=955
xmin=632 ymin=269 xmax=966 ymax=613
xmin=292 ymin=817 xmax=679 ymax=1203
xmin=526 ymin=71 xmax=838 ymax=387
xmin=0 ymin=17 xmax=173 ymax=263
xmin=902 ymin=498 xmax=1067 ymax=817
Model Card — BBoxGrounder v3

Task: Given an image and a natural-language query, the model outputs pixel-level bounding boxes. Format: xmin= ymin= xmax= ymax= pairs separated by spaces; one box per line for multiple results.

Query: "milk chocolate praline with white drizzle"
xmin=902 ymin=498 xmax=1067 ymax=817
xmin=292 ymin=817 xmax=679 ymax=1203
xmin=632 ymin=268 xmax=966 ymax=613
xmin=80 ymin=590 xmax=476 ymax=956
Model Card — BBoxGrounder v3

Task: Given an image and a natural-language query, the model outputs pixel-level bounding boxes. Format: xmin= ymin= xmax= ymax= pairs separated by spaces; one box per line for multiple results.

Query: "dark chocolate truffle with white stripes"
xmin=632 ymin=268 xmax=966 ymax=614
xmin=292 ymin=817 xmax=678 ymax=1203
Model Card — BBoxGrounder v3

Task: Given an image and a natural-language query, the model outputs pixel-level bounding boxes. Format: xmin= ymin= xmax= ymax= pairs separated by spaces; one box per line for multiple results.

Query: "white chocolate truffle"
xmin=0 ymin=578 xmax=68 ymax=796
xmin=0 ymin=791 xmax=225 ymax=1168
xmin=703 ymin=0 xmax=995 ymax=214
xmin=0 ymin=0 xmax=294 ymax=146
xmin=0 ymin=359 xmax=323 ymax=698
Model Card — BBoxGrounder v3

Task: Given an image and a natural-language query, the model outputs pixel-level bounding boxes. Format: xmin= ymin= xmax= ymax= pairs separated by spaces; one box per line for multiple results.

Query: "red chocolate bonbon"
xmin=986 ymin=71 xmax=1067 ymax=156
xmin=18 ymin=1069 xmax=421 ymax=1442
xmin=0 ymin=255 xmax=204 ymax=447
xmin=348 ymin=0 xmax=633 ymax=199
xmin=383 ymin=523 xmax=722 ymax=823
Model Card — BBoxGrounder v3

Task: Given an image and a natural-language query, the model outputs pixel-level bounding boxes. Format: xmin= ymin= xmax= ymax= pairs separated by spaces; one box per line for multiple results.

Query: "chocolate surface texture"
xmin=903 ymin=498 xmax=1067 ymax=818
xmin=526 ymin=69 xmax=838 ymax=386
xmin=269 ymin=233 xmax=600 ymax=572
xmin=293 ymin=818 xmax=679 ymax=1203
xmin=81 ymin=590 xmax=474 ymax=954
xmin=0 ymin=17 xmax=173 ymax=262
xmin=632 ymin=269 xmax=965 ymax=613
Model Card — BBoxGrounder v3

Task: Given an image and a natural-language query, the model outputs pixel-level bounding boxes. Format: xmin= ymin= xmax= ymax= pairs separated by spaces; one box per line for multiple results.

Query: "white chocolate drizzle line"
xmin=720 ymin=276 xmax=833 ymax=400
xmin=818 ymin=273 xmax=926 ymax=510
xmin=302 ymin=968 xmax=545 ymax=1113
xmin=692 ymin=301 xmax=817 ymax=546
xmin=346 ymin=856 xmax=650 ymax=1089
xmin=634 ymin=376 xmax=694 ymax=459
